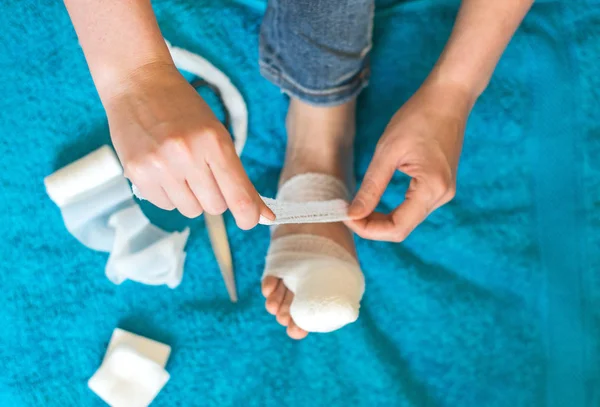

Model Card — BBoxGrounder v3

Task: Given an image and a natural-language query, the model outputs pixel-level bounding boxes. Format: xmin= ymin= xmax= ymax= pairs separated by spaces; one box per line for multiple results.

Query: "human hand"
xmin=104 ymin=62 xmax=274 ymax=229
xmin=346 ymin=81 xmax=473 ymax=242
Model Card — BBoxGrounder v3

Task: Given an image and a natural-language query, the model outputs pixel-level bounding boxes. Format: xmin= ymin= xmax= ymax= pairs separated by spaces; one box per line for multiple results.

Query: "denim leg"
xmin=259 ymin=0 xmax=374 ymax=106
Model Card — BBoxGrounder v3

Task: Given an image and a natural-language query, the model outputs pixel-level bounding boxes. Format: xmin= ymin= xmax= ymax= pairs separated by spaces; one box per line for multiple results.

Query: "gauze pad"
xmin=262 ymin=173 xmax=365 ymax=333
xmin=88 ymin=329 xmax=171 ymax=407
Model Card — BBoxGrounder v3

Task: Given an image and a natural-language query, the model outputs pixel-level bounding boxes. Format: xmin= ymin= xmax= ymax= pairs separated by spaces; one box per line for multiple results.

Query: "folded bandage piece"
xmin=106 ymin=205 xmax=190 ymax=288
xmin=88 ymin=328 xmax=171 ymax=407
xmin=262 ymin=173 xmax=365 ymax=333
xmin=45 ymin=146 xmax=190 ymax=288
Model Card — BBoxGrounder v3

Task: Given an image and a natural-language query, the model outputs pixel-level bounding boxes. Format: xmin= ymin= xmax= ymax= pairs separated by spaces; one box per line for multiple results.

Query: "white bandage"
xmin=262 ymin=174 xmax=365 ymax=333
xmin=106 ymin=205 xmax=190 ymax=288
xmin=45 ymin=146 xmax=189 ymax=288
xmin=44 ymin=146 xmax=133 ymax=252
xmin=259 ymin=173 xmax=351 ymax=225
xmin=133 ymin=173 xmax=353 ymax=227
xmin=88 ymin=328 xmax=171 ymax=407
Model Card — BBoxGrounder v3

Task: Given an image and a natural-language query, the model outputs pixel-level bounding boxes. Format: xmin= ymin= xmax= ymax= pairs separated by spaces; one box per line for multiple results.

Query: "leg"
xmin=260 ymin=0 xmax=374 ymax=106
xmin=259 ymin=0 xmax=374 ymax=339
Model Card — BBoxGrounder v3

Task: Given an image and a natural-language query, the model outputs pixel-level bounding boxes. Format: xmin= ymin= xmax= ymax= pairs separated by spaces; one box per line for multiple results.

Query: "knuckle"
xmin=143 ymin=151 xmax=167 ymax=171
xmin=203 ymin=129 xmax=230 ymax=160
xmin=430 ymin=170 xmax=452 ymax=197
xmin=123 ymin=154 xmax=157 ymax=179
xmin=444 ymin=184 xmax=457 ymax=202
xmin=160 ymin=136 xmax=188 ymax=156
xmin=122 ymin=159 xmax=142 ymax=179
xmin=201 ymin=127 xmax=224 ymax=148
xmin=201 ymin=126 xmax=221 ymax=141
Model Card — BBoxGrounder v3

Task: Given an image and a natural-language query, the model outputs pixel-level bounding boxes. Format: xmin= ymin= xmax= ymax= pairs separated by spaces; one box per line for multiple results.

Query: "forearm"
xmin=428 ymin=0 xmax=534 ymax=104
xmin=64 ymin=0 xmax=173 ymax=100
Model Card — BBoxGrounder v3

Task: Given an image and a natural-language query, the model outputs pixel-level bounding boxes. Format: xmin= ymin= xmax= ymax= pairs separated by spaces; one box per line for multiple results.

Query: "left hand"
xmin=345 ymin=80 xmax=474 ymax=242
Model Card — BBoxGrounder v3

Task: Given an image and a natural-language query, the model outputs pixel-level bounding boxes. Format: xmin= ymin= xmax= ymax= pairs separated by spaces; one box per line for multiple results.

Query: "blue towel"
xmin=0 ymin=0 xmax=598 ymax=405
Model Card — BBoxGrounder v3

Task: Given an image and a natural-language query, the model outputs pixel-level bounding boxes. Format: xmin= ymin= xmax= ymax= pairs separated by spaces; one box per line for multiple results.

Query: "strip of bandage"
xmin=132 ymin=173 xmax=352 ymax=227
xmin=45 ymin=146 xmax=190 ymax=288
xmin=262 ymin=173 xmax=365 ymax=333
xmin=258 ymin=173 xmax=351 ymax=225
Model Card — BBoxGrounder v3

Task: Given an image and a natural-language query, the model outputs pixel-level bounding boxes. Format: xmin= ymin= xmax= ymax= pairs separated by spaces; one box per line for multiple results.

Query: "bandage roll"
xmin=44 ymin=145 xmax=123 ymax=207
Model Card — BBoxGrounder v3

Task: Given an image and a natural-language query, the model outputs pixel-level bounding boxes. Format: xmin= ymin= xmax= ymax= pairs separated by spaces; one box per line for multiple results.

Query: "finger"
xmin=287 ymin=320 xmax=308 ymax=340
xmin=124 ymin=159 xmax=175 ymax=210
xmin=160 ymin=137 xmax=228 ymax=215
xmin=131 ymin=179 xmax=175 ymax=210
xmin=201 ymin=135 xmax=274 ymax=229
xmin=187 ymin=168 xmax=227 ymax=215
xmin=347 ymin=187 xmax=431 ymax=242
xmin=261 ymin=276 xmax=280 ymax=298
xmin=345 ymin=212 xmax=397 ymax=242
xmin=276 ymin=289 xmax=294 ymax=327
xmin=161 ymin=175 xmax=204 ymax=218
xmin=348 ymin=145 xmax=397 ymax=219
xmin=265 ymin=280 xmax=286 ymax=315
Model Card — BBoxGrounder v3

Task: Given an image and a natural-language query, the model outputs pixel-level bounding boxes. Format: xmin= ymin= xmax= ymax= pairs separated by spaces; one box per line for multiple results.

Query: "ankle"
xmin=283 ymin=98 xmax=357 ymax=186
xmin=286 ymin=99 xmax=356 ymax=146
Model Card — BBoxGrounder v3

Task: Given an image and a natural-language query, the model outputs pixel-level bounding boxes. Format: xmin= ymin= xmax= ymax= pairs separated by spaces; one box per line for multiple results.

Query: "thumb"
xmin=348 ymin=147 xmax=397 ymax=219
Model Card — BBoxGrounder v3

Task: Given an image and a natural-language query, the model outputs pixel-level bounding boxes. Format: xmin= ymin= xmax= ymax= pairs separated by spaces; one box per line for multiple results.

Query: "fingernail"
xmin=263 ymin=207 xmax=276 ymax=221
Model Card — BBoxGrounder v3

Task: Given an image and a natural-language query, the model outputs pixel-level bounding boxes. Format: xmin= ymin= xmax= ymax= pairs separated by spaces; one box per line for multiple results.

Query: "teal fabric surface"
xmin=1 ymin=0 xmax=598 ymax=405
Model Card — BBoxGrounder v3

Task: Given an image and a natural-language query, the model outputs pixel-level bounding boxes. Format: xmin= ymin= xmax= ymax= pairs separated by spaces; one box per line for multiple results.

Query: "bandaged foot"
xmin=262 ymin=173 xmax=365 ymax=338
xmin=263 ymin=174 xmax=365 ymax=339
xmin=262 ymin=99 xmax=364 ymax=339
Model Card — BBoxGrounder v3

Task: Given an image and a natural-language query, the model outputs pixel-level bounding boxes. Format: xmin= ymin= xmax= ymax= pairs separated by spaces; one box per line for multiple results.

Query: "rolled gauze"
xmin=45 ymin=146 xmax=135 ymax=251
xmin=45 ymin=146 xmax=124 ymax=207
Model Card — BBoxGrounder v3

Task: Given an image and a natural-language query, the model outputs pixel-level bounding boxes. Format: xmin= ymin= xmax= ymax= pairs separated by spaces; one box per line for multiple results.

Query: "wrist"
xmin=419 ymin=75 xmax=476 ymax=119
xmin=93 ymin=48 xmax=175 ymax=102
xmin=427 ymin=49 xmax=491 ymax=102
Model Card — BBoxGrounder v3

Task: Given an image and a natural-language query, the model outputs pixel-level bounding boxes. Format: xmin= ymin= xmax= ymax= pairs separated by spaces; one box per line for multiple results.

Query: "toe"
xmin=261 ymin=276 xmax=280 ymax=298
xmin=265 ymin=280 xmax=286 ymax=315
xmin=287 ymin=320 xmax=309 ymax=340
xmin=276 ymin=289 xmax=294 ymax=326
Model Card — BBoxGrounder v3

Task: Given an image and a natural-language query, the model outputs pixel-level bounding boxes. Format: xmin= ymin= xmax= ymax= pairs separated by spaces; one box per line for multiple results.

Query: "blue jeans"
xmin=259 ymin=0 xmax=374 ymax=106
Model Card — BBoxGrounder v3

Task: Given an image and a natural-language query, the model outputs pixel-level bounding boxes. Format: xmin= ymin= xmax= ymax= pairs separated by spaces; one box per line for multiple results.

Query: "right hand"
xmin=104 ymin=62 xmax=274 ymax=229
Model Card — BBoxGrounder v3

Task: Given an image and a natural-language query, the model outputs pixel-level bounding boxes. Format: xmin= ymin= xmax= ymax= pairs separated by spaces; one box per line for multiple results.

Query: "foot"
xmin=261 ymin=98 xmax=358 ymax=340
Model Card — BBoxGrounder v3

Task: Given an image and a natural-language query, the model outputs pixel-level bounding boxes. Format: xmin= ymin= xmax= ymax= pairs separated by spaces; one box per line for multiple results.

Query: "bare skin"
xmin=64 ymin=0 xmax=534 ymax=338
xmin=64 ymin=0 xmax=534 ymax=240
xmin=346 ymin=0 xmax=535 ymax=241
xmin=261 ymin=98 xmax=358 ymax=340
xmin=64 ymin=0 xmax=274 ymax=228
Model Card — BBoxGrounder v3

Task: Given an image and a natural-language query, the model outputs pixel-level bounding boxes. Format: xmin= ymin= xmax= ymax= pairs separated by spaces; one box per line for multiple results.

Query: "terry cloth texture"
xmin=0 ymin=0 xmax=598 ymax=406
